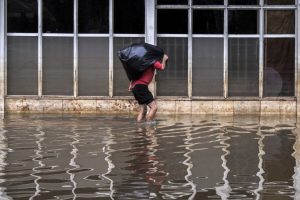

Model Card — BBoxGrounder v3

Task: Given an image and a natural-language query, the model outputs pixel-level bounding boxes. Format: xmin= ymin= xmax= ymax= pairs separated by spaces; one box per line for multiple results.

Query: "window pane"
xmin=7 ymin=37 xmax=38 ymax=95
xmin=43 ymin=37 xmax=73 ymax=95
xmin=157 ymin=38 xmax=188 ymax=96
xmin=228 ymin=38 xmax=259 ymax=97
xmin=193 ymin=10 xmax=223 ymax=34
xmin=113 ymin=37 xmax=145 ymax=96
xmin=229 ymin=10 xmax=258 ymax=34
xmin=78 ymin=0 xmax=109 ymax=33
xmin=157 ymin=0 xmax=188 ymax=4
xmin=229 ymin=0 xmax=258 ymax=5
xmin=78 ymin=38 xmax=109 ymax=96
xmin=157 ymin=10 xmax=188 ymax=34
xmin=264 ymin=39 xmax=294 ymax=97
xmin=265 ymin=11 xmax=295 ymax=34
xmin=193 ymin=0 xmax=223 ymax=5
xmin=114 ymin=0 xmax=144 ymax=34
xmin=7 ymin=0 xmax=38 ymax=33
xmin=265 ymin=0 xmax=295 ymax=5
xmin=192 ymin=38 xmax=223 ymax=96
xmin=43 ymin=0 xmax=73 ymax=33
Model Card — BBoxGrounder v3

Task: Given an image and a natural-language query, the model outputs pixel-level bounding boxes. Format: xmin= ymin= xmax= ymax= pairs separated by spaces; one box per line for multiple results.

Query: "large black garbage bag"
xmin=118 ymin=43 xmax=164 ymax=81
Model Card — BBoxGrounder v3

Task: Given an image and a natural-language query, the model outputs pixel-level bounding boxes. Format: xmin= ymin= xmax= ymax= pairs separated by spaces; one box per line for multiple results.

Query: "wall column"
xmin=297 ymin=1 xmax=300 ymax=119
xmin=0 ymin=0 xmax=5 ymax=116
xmin=145 ymin=0 xmax=156 ymax=95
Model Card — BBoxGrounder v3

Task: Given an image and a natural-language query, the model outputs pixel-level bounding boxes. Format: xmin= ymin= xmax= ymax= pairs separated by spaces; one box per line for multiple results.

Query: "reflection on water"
xmin=0 ymin=114 xmax=298 ymax=199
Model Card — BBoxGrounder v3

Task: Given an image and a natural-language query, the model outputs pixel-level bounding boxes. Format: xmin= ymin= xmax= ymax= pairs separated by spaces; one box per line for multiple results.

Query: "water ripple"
xmin=0 ymin=114 xmax=297 ymax=199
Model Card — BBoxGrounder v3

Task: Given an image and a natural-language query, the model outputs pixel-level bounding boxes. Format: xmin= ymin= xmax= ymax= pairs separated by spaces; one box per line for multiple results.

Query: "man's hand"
xmin=161 ymin=54 xmax=168 ymax=70
xmin=163 ymin=54 xmax=168 ymax=62
xmin=128 ymin=81 xmax=133 ymax=91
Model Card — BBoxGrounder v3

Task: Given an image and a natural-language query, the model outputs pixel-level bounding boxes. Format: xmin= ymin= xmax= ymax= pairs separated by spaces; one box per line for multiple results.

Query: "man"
xmin=129 ymin=54 xmax=168 ymax=123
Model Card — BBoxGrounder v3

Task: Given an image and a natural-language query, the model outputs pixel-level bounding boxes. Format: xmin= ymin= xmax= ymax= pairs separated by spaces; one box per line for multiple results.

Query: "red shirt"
xmin=131 ymin=61 xmax=163 ymax=88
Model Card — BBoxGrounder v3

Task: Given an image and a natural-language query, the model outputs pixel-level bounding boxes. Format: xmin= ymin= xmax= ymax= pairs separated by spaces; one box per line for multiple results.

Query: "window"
xmin=193 ymin=10 xmax=224 ymax=34
xmin=265 ymin=0 xmax=295 ymax=5
xmin=78 ymin=38 xmax=109 ymax=96
xmin=7 ymin=0 xmax=38 ymax=33
xmin=7 ymin=37 xmax=38 ymax=95
xmin=78 ymin=0 xmax=109 ymax=33
xmin=157 ymin=0 xmax=188 ymax=5
xmin=228 ymin=0 xmax=259 ymax=5
xmin=229 ymin=10 xmax=259 ymax=34
xmin=157 ymin=9 xmax=188 ymax=34
xmin=264 ymin=39 xmax=295 ymax=97
xmin=193 ymin=0 xmax=223 ymax=5
xmin=192 ymin=38 xmax=224 ymax=96
xmin=43 ymin=37 xmax=73 ymax=95
xmin=43 ymin=0 xmax=73 ymax=33
xmin=156 ymin=38 xmax=188 ymax=96
xmin=228 ymin=39 xmax=259 ymax=96
xmin=265 ymin=10 xmax=295 ymax=34
xmin=114 ymin=0 xmax=145 ymax=34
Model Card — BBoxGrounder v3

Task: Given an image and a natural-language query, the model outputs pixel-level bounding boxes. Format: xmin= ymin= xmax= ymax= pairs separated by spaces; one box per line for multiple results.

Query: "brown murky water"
xmin=0 ymin=114 xmax=298 ymax=200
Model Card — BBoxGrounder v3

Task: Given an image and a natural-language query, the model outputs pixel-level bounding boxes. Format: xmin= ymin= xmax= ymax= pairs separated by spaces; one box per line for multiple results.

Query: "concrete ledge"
xmin=4 ymin=98 xmax=298 ymax=116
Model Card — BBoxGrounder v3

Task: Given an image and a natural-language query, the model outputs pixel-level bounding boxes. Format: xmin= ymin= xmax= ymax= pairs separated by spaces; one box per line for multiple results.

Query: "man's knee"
xmin=149 ymin=102 xmax=158 ymax=111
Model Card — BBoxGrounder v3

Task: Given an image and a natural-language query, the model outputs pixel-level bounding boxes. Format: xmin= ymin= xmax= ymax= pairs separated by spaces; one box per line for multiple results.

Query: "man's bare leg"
xmin=146 ymin=101 xmax=158 ymax=121
xmin=137 ymin=104 xmax=147 ymax=122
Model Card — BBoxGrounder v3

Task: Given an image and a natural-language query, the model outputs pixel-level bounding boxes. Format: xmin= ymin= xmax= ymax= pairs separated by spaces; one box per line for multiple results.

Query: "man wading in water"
xmin=129 ymin=54 xmax=168 ymax=123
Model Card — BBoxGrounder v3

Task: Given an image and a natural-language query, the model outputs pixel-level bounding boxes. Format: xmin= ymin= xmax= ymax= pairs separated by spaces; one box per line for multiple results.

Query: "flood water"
xmin=0 ymin=114 xmax=298 ymax=200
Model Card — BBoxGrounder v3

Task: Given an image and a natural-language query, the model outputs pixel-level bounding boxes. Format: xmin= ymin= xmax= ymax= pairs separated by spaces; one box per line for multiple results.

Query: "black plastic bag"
xmin=118 ymin=43 xmax=164 ymax=81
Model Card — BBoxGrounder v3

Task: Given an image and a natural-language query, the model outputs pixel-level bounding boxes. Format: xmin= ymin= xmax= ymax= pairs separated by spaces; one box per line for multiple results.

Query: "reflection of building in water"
xmin=3 ymin=117 xmax=115 ymax=199
xmin=2 ymin=120 xmax=39 ymax=199
xmin=261 ymin=127 xmax=296 ymax=199
xmin=253 ymin=128 xmax=265 ymax=200
xmin=226 ymin=125 xmax=261 ymax=199
xmin=156 ymin=120 xmax=196 ymax=199
xmin=0 ymin=121 xmax=11 ymax=200
xmin=30 ymin=125 xmax=45 ymax=200
xmin=104 ymin=117 xmax=195 ymax=199
xmin=64 ymin=124 xmax=114 ymax=199
xmin=104 ymin=125 xmax=150 ymax=199
xmin=293 ymin=126 xmax=300 ymax=199
xmin=188 ymin=121 xmax=230 ymax=199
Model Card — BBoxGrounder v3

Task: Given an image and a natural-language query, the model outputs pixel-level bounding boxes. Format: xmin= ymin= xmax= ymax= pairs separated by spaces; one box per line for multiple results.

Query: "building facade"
xmin=0 ymin=0 xmax=299 ymax=115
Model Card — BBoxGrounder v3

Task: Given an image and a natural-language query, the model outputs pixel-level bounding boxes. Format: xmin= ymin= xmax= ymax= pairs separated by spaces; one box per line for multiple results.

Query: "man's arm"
xmin=153 ymin=54 xmax=168 ymax=70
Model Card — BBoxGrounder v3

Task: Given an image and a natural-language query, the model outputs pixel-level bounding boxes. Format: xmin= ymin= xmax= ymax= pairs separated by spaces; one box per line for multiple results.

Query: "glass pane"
xmin=114 ymin=0 xmax=145 ymax=34
xmin=157 ymin=0 xmax=188 ymax=4
xmin=157 ymin=10 xmax=188 ymax=34
xmin=193 ymin=10 xmax=224 ymax=34
xmin=43 ymin=0 xmax=73 ymax=33
xmin=78 ymin=0 xmax=109 ymax=33
xmin=228 ymin=38 xmax=259 ymax=97
xmin=229 ymin=10 xmax=258 ymax=34
xmin=264 ymin=39 xmax=295 ymax=97
xmin=229 ymin=0 xmax=258 ymax=5
xmin=7 ymin=37 xmax=38 ymax=95
xmin=192 ymin=38 xmax=223 ymax=96
xmin=156 ymin=38 xmax=188 ymax=96
xmin=7 ymin=0 xmax=38 ymax=33
xmin=193 ymin=0 xmax=223 ymax=5
xmin=265 ymin=11 xmax=295 ymax=34
xmin=265 ymin=0 xmax=295 ymax=5
xmin=43 ymin=37 xmax=73 ymax=95
xmin=113 ymin=37 xmax=145 ymax=96
xmin=78 ymin=38 xmax=109 ymax=96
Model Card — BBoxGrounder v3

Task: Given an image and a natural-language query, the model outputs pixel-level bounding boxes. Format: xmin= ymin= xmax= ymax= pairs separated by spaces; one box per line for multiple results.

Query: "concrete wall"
xmin=5 ymin=98 xmax=296 ymax=115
